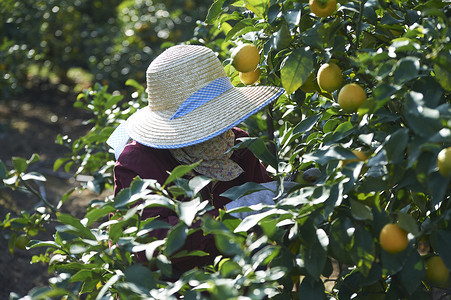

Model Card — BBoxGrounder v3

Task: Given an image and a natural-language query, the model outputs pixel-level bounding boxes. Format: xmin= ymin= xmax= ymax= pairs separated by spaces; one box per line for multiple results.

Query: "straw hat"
xmin=125 ymin=44 xmax=284 ymax=149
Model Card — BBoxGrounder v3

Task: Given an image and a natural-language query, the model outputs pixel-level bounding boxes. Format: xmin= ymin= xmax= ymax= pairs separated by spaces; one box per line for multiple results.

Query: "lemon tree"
xmin=2 ymin=0 xmax=450 ymax=299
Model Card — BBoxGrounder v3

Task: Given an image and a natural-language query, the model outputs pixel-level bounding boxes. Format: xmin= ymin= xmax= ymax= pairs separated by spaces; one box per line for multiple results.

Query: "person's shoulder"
xmin=117 ymin=140 xmax=162 ymax=164
xmin=232 ymin=127 xmax=250 ymax=139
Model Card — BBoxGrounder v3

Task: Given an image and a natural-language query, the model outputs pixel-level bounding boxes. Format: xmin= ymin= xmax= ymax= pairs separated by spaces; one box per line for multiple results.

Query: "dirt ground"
xmin=0 ymin=82 xmax=111 ymax=298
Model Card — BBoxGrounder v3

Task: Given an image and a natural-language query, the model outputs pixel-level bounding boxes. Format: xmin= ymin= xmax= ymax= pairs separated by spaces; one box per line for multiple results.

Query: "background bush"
xmin=0 ymin=0 xmax=210 ymax=97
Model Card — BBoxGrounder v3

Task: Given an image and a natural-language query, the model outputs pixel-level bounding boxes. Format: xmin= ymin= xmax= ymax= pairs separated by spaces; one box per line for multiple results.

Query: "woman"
xmin=107 ymin=44 xmax=284 ymax=276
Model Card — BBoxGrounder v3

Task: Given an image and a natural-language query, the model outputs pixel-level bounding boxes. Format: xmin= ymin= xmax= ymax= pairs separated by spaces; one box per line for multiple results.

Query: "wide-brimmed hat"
xmin=123 ymin=44 xmax=284 ymax=149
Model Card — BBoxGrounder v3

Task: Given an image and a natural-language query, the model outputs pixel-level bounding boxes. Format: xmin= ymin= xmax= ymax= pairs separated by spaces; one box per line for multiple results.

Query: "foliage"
xmin=2 ymin=0 xmax=451 ymax=299
xmin=0 ymin=0 xmax=210 ymax=97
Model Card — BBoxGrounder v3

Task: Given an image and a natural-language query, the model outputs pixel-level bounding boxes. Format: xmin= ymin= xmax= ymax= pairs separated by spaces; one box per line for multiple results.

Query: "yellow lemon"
xmin=342 ymin=150 xmax=368 ymax=165
xmin=379 ymin=223 xmax=408 ymax=254
xmin=317 ymin=62 xmax=343 ymax=92
xmin=309 ymin=0 xmax=337 ymax=18
xmin=239 ymin=68 xmax=261 ymax=85
xmin=337 ymin=83 xmax=367 ymax=112
xmin=231 ymin=44 xmax=260 ymax=73
xmin=425 ymin=256 xmax=450 ymax=288
xmin=437 ymin=147 xmax=451 ymax=177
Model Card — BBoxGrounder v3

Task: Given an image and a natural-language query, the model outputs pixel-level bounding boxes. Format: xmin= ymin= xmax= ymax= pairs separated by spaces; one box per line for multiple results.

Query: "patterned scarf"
xmin=169 ymin=130 xmax=244 ymax=181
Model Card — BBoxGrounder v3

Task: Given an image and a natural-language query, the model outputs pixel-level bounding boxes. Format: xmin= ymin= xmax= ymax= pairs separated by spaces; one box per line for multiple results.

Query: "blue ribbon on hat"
xmin=106 ymin=123 xmax=130 ymax=160
xmin=170 ymin=77 xmax=233 ymax=120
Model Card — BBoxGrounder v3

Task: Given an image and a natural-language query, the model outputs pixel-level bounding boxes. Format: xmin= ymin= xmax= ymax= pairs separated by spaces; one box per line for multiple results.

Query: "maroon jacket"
xmin=113 ymin=127 xmax=272 ymax=274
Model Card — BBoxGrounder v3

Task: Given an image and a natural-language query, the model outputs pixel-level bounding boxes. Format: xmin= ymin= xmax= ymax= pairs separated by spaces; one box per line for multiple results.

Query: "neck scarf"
xmin=169 ymin=130 xmax=244 ymax=181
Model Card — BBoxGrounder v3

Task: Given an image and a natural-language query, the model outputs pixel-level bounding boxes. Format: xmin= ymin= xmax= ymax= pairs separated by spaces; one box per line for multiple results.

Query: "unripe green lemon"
xmin=231 ymin=44 xmax=260 ymax=73
xmin=317 ymin=63 xmax=343 ymax=92
xmin=15 ymin=234 xmax=30 ymax=250
xmin=337 ymin=83 xmax=367 ymax=112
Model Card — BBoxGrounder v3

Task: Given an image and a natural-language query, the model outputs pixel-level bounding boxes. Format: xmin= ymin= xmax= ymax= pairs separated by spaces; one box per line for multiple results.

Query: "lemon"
xmin=425 ymin=256 xmax=450 ymax=288
xmin=379 ymin=223 xmax=408 ymax=254
xmin=309 ymin=0 xmax=337 ymax=18
xmin=239 ymin=68 xmax=261 ymax=85
xmin=317 ymin=62 xmax=343 ymax=92
xmin=15 ymin=234 xmax=30 ymax=250
xmin=437 ymin=147 xmax=451 ymax=177
xmin=231 ymin=44 xmax=260 ymax=73
xmin=337 ymin=83 xmax=367 ymax=112
xmin=342 ymin=150 xmax=368 ymax=165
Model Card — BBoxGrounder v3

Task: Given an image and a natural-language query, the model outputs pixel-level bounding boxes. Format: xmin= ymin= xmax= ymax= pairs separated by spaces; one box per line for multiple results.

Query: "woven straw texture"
xmin=126 ymin=45 xmax=284 ymax=149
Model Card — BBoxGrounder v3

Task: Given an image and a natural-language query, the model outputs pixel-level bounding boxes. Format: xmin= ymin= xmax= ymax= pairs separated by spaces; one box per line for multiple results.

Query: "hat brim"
xmin=125 ymin=85 xmax=284 ymax=149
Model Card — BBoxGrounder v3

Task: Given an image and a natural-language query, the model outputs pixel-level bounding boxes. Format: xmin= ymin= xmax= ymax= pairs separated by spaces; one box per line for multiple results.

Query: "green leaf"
xmin=163 ymin=161 xmax=201 ymax=187
xmin=219 ymin=258 xmax=242 ymax=277
xmin=12 ymin=157 xmax=28 ymax=173
xmin=188 ymin=175 xmax=212 ymax=196
xmin=281 ymin=47 xmax=314 ymax=95
xmin=176 ymin=198 xmax=202 ymax=227
xmin=27 ymin=287 xmax=72 ymax=299
xmin=244 ymin=0 xmax=270 ymax=19
xmin=271 ymin=21 xmax=292 ymax=51
xmin=70 ymin=269 xmax=96 ymax=284
xmin=170 ymin=249 xmax=209 ymax=259
xmin=329 ymin=217 xmax=355 ymax=265
xmin=214 ymin=232 xmax=243 ymax=256
xmin=164 ymin=222 xmax=188 ymax=256
xmin=26 ymin=153 xmax=40 ymax=164
xmin=397 ymin=212 xmax=420 ymax=237
xmin=434 ymin=63 xmax=451 ymax=91
xmin=85 ymin=205 xmax=116 ymax=226
xmin=398 ymin=248 xmax=425 ymax=294
xmin=298 ymin=276 xmax=326 ymax=299
xmin=0 ymin=160 xmax=7 ymax=178
xmin=53 ymin=157 xmax=70 ymax=172
xmin=97 ymin=272 xmax=123 ymax=300
xmin=125 ymin=79 xmax=145 ymax=92
xmin=124 ymin=264 xmax=156 ymax=290
xmin=27 ymin=240 xmax=61 ymax=249
xmin=206 ymin=0 xmax=226 ymax=24
xmin=21 ymin=171 xmax=46 ymax=182
xmin=293 ymin=114 xmax=321 ymax=134
xmin=300 ymin=222 xmax=327 ymax=278
xmin=143 ymin=240 xmax=166 ymax=261
xmin=393 ymin=56 xmax=420 ymax=85
xmin=220 ymin=181 xmax=268 ymax=201
xmin=231 ymin=137 xmax=278 ymax=169
xmin=350 ymin=226 xmax=376 ymax=277
xmin=373 ymin=83 xmax=398 ymax=101
xmin=433 ymin=50 xmax=451 ymax=91
xmin=57 ymin=213 xmax=97 ymax=240
xmin=430 ymin=230 xmax=451 ymax=270
xmin=383 ymin=128 xmax=408 ymax=163
xmin=225 ymin=19 xmax=255 ymax=41
xmin=428 ymin=171 xmax=449 ymax=207
xmin=350 ymin=199 xmax=373 ymax=221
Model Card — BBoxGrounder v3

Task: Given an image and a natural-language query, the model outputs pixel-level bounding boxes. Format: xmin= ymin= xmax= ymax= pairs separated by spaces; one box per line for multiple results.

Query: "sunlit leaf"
xmin=281 ymin=47 xmax=313 ymax=95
